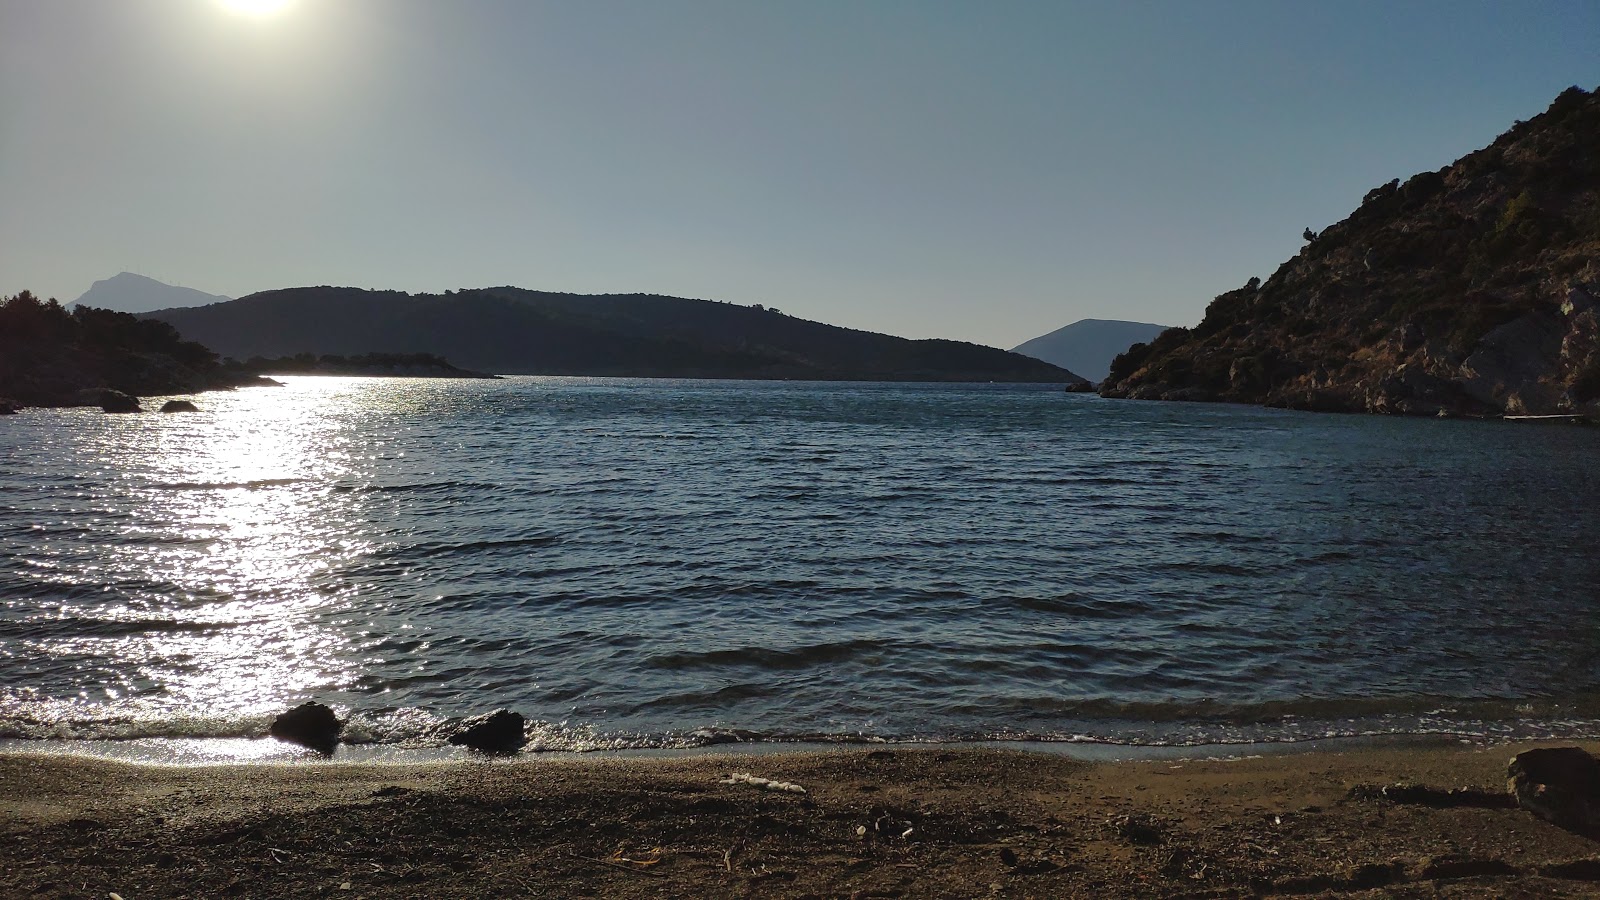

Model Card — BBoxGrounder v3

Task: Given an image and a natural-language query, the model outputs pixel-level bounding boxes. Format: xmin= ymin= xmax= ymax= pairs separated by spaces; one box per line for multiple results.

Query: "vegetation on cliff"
xmin=0 ymin=291 xmax=271 ymax=409
xmin=1102 ymin=86 xmax=1600 ymax=417
xmin=145 ymin=287 xmax=1084 ymax=384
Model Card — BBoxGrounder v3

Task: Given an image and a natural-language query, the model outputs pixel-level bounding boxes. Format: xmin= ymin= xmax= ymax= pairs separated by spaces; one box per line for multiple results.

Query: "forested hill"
xmin=0 ymin=291 xmax=268 ymax=408
xmin=1100 ymin=85 xmax=1600 ymax=417
xmin=144 ymin=287 xmax=1084 ymax=383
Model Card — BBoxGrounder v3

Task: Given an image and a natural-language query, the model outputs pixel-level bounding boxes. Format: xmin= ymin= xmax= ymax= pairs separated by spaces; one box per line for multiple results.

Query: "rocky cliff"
xmin=1101 ymin=86 xmax=1600 ymax=418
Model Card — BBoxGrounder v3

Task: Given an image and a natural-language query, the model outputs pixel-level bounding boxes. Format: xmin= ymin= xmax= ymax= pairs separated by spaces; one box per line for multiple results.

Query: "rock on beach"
xmin=447 ymin=710 xmax=527 ymax=753
xmin=268 ymin=702 xmax=343 ymax=754
xmin=1508 ymin=746 xmax=1600 ymax=830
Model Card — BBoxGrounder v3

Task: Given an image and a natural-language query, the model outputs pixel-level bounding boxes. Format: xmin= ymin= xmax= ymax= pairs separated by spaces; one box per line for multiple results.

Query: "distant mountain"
xmin=1011 ymin=319 xmax=1171 ymax=384
xmin=74 ymin=273 xmax=229 ymax=314
xmin=1101 ymin=86 xmax=1600 ymax=418
xmin=144 ymin=286 xmax=1086 ymax=383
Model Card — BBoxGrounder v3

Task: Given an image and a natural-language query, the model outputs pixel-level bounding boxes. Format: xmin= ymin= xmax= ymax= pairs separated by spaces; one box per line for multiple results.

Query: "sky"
xmin=2 ymin=1 xmax=1597 ymax=349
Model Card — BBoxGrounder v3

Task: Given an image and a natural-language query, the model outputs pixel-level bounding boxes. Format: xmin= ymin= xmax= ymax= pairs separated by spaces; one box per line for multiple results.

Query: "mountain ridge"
xmin=73 ymin=272 xmax=230 ymax=314
xmin=145 ymin=286 xmax=1087 ymax=383
xmin=1011 ymin=318 xmax=1171 ymax=384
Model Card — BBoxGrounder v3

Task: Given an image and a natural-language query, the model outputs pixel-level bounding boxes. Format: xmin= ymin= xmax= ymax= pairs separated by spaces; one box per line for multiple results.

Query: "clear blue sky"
xmin=3 ymin=1 xmax=1596 ymax=348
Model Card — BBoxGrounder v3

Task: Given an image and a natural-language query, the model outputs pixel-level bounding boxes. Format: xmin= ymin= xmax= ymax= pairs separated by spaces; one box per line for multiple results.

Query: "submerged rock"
xmin=268 ymin=702 xmax=342 ymax=754
xmin=448 ymin=710 xmax=526 ymax=753
xmin=1508 ymin=746 xmax=1600 ymax=829
xmin=160 ymin=399 xmax=199 ymax=413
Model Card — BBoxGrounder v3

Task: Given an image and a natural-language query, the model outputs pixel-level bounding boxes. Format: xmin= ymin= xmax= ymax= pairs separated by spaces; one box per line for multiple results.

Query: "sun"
xmin=218 ymin=0 xmax=293 ymax=16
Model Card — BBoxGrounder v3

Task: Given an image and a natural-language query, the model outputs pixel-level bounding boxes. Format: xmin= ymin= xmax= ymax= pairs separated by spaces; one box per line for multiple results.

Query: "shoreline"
xmin=6 ymin=740 xmax=1599 ymax=897
xmin=0 ymin=730 xmax=1531 ymax=768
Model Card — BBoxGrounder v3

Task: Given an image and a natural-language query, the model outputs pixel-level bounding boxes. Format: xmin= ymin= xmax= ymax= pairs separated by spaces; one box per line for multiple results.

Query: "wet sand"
xmin=3 ymin=740 xmax=1599 ymax=898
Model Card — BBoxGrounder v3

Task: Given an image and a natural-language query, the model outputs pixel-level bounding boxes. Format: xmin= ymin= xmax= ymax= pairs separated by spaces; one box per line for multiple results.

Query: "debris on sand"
xmin=720 ymin=772 xmax=807 ymax=794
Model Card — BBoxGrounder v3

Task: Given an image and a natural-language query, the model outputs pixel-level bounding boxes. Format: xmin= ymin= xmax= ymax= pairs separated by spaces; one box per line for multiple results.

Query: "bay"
xmin=2 ymin=377 xmax=1598 ymax=750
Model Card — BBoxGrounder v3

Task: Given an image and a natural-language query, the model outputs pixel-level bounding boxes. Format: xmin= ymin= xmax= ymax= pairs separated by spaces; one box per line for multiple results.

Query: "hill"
xmin=145 ymin=287 xmax=1085 ymax=383
xmin=1100 ymin=86 xmax=1600 ymax=417
xmin=73 ymin=272 xmax=230 ymax=314
xmin=0 ymin=291 xmax=271 ymax=409
xmin=1011 ymin=319 xmax=1171 ymax=384
xmin=234 ymin=352 xmax=496 ymax=379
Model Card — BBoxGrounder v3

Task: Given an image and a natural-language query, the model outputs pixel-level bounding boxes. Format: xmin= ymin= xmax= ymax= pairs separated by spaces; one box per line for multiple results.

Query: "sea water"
xmin=2 ymin=376 xmax=1598 ymax=754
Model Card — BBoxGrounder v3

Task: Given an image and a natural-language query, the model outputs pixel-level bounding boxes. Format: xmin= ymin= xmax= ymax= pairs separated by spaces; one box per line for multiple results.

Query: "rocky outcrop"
xmin=101 ymin=390 xmax=140 ymax=413
xmin=447 ymin=710 xmax=526 ymax=753
xmin=1508 ymin=746 xmax=1600 ymax=830
xmin=1102 ymin=86 xmax=1600 ymax=418
xmin=160 ymin=400 xmax=199 ymax=413
xmin=73 ymin=388 xmax=141 ymax=413
xmin=268 ymin=702 xmax=343 ymax=754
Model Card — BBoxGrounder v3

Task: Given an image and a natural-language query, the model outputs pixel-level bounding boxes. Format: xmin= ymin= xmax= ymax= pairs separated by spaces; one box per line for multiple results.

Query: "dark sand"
xmin=4 ymin=740 xmax=1599 ymax=898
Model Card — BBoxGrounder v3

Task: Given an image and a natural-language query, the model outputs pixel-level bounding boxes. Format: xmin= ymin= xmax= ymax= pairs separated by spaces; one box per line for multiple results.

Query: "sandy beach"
xmin=4 ymin=740 xmax=1599 ymax=898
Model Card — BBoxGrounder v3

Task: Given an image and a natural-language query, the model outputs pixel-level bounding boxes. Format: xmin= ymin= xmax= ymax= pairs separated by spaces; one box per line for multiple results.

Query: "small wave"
xmin=367 ymin=534 xmax=562 ymax=561
xmin=0 ymin=700 xmax=268 ymax=742
xmin=330 ymin=480 xmax=494 ymax=495
xmin=1146 ymin=560 xmax=1267 ymax=577
xmin=149 ymin=478 xmax=306 ymax=491
xmin=1174 ymin=530 xmax=1275 ymax=545
xmin=998 ymin=593 xmax=1154 ymax=619
xmin=0 ymin=616 xmax=241 ymax=640
xmin=637 ymin=683 xmax=776 ymax=710
xmin=1299 ymin=549 xmax=1358 ymax=563
xmin=645 ymin=638 xmax=885 ymax=671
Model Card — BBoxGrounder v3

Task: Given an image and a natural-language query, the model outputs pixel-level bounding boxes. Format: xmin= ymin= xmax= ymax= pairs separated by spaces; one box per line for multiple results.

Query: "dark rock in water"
xmin=160 ymin=399 xmax=199 ymax=413
xmin=268 ymin=701 xmax=342 ymax=754
xmin=73 ymin=388 xmax=141 ymax=413
xmin=1063 ymin=380 xmax=1096 ymax=393
xmin=448 ymin=710 xmax=526 ymax=753
xmin=1508 ymin=746 xmax=1600 ymax=829
xmin=0 ymin=397 xmax=18 ymax=414
xmin=96 ymin=390 xmax=141 ymax=413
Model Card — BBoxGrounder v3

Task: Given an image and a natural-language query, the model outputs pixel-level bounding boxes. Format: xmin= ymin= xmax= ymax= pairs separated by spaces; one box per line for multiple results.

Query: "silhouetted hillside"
xmin=233 ymin=352 xmax=496 ymax=379
xmin=146 ymin=287 xmax=1084 ymax=383
xmin=1012 ymin=319 xmax=1171 ymax=384
xmin=1101 ymin=86 xmax=1600 ymax=417
xmin=0 ymin=291 xmax=269 ymax=408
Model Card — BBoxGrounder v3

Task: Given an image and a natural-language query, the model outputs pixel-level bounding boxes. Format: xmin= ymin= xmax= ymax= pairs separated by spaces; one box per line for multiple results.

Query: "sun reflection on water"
xmin=51 ymin=379 xmax=381 ymax=727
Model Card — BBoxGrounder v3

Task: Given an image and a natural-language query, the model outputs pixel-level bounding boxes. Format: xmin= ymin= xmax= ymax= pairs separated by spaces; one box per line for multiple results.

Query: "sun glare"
xmin=219 ymin=0 xmax=293 ymax=16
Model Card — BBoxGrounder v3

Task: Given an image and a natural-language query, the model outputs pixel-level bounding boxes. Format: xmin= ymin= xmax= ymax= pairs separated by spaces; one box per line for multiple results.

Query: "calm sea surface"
xmin=2 ymin=376 xmax=1598 ymax=753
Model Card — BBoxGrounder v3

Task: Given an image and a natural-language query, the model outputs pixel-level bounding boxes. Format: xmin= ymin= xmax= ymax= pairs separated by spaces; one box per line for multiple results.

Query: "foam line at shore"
xmin=0 ymin=731 xmax=1484 ymax=768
